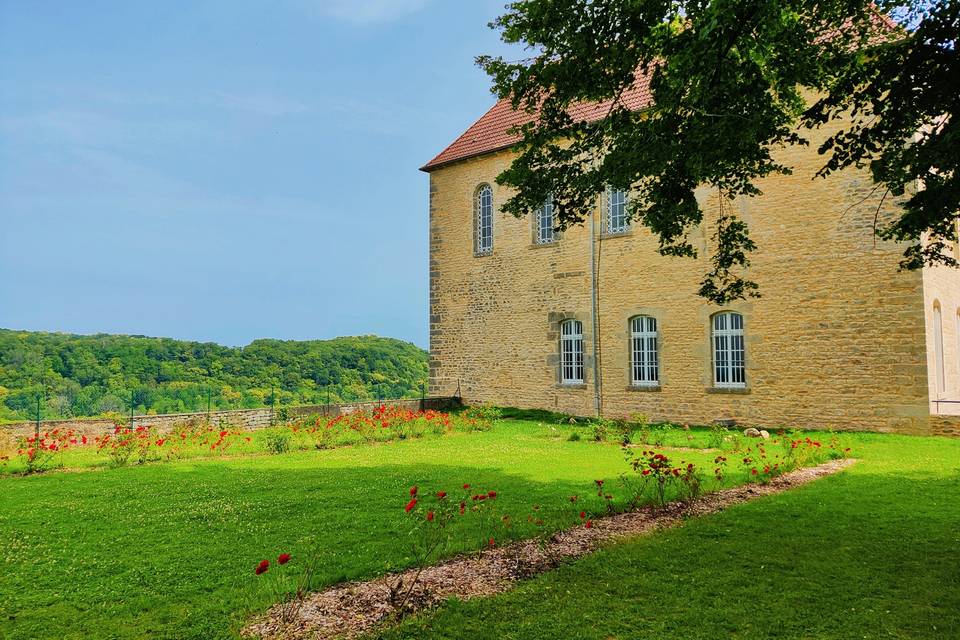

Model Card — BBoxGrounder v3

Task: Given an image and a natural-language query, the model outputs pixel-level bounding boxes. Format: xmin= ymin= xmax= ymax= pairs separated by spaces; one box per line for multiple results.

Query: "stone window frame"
xmin=619 ymin=307 xmax=664 ymax=391
xmin=547 ymin=312 xmax=592 ymax=389
xmin=602 ymin=185 xmax=633 ymax=238
xmin=531 ymin=193 xmax=561 ymax=247
xmin=699 ymin=306 xmax=754 ymax=394
xmin=933 ymin=300 xmax=945 ymax=396
xmin=474 ymin=183 xmax=494 ymax=257
xmin=956 ymin=308 xmax=960 ymax=393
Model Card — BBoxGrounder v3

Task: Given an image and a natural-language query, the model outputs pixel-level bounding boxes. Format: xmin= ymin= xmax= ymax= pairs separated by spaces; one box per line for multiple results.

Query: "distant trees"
xmin=0 ymin=329 xmax=428 ymax=422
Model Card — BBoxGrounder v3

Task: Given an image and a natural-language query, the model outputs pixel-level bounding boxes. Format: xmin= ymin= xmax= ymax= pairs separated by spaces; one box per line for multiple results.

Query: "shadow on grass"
xmin=381 ymin=466 xmax=960 ymax=640
xmin=0 ymin=460 xmax=628 ymax=640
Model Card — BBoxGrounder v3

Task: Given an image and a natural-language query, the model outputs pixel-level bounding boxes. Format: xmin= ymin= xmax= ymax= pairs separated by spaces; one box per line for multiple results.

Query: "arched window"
xmin=536 ymin=194 xmax=556 ymax=244
xmin=606 ymin=186 xmax=629 ymax=234
xmin=934 ymin=302 xmax=945 ymax=395
xmin=475 ymin=184 xmax=493 ymax=255
xmin=712 ymin=311 xmax=745 ymax=388
xmin=560 ymin=319 xmax=584 ymax=384
xmin=630 ymin=316 xmax=659 ymax=386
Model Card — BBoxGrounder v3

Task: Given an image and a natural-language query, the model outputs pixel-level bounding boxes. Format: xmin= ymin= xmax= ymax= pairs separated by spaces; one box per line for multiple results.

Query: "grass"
xmin=384 ymin=432 xmax=960 ymax=640
xmin=2 ymin=421 xmax=953 ymax=640
xmin=0 ymin=421 xmax=739 ymax=640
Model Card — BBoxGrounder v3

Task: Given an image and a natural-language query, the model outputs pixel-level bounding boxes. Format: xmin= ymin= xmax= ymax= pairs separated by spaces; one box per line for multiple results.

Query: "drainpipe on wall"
xmin=589 ymin=209 xmax=602 ymax=417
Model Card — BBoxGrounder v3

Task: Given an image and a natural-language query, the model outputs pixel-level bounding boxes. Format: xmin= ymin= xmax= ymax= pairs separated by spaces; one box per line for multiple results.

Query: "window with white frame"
xmin=606 ymin=186 xmax=629 ymax=234
xmin=536 ymin=194 xmax=556 ymax=244
xmin=560 ymin=319 xmax=584 ymax=384
xmin=630 ymin=315 xmax=659 ymax=386
xmin=934 ymin=303 xmax=945 ymax=395
xmin=475 ymin=184 xmax=493 ymax=255
xmin=712 ymin=311 xmax=746 ymax=388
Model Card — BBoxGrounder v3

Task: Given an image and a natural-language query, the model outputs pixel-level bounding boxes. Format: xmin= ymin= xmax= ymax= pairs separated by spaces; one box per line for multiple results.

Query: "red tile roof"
xmin=420 ymin=68 xmax=654 ymax=172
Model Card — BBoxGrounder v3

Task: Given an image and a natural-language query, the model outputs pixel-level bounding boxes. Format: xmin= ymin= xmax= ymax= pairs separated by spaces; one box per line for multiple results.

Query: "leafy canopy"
xmin=0 ymin=329 xmax=428 ymax=421
xmin=478 ymin=0 xmax=958 ymax=303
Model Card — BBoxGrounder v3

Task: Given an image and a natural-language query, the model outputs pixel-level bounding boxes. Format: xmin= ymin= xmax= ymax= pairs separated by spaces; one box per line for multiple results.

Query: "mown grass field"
xmin=1 ymin=420 xmax=956 ymax=640
xmin=386 ymin=432 xmax=960 ymax=640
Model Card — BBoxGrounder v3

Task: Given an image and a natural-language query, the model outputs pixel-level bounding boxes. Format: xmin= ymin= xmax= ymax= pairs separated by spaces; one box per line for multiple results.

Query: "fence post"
xmin=420 ymin=383 xmax=425 ymax=411
xmin=206 ymin=387 xmax=212 ymax=422
xmin=35 ymin=394 xmax=41 ymax=438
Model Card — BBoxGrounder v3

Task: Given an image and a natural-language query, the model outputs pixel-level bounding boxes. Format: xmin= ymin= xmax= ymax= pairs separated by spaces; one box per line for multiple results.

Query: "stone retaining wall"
xmin=0 ymin=397 xmax=461 ymax=438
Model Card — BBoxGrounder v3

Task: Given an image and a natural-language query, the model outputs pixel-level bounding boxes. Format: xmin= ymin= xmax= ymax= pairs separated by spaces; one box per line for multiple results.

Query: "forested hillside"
xmin=0 ymin=329 xmax=428 ymax=422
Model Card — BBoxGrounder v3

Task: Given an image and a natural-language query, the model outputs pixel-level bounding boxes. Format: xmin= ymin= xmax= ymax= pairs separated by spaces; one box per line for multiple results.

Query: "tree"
xmin=478 ymin=0 xmax=958 ymax=303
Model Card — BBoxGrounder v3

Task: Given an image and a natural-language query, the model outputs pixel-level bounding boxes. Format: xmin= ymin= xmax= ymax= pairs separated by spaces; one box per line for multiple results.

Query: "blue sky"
xmin=0 ymin=0 xmax=517 ymax=349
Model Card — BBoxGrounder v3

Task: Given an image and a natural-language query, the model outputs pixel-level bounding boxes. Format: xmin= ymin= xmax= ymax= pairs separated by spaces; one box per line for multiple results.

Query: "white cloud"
xmin=300 ymin=0 xmax=432 ymax=24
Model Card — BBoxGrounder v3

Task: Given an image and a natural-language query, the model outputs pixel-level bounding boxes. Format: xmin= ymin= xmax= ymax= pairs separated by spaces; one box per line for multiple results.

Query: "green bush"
xmin=264 ymin=432 xmax=291 ymax=454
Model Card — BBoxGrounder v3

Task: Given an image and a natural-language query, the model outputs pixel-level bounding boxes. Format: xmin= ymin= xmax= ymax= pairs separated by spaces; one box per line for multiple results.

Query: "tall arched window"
xmin=712 ymin=311 xmax=745 ymax=388
xmin=606 ymin=186 xmax=629 ymax=234
xmin=536 ymin=194 xmax=556 ymax=244
xmin=475 ymin=184 xmax=493 ymax=255
xmin=560 ymin=319 xmax=584 ymax=384
xmin=630 ymin=316 xmax=659 ymax=386
xmin=934 ymin=302 xmax=945 ymax=395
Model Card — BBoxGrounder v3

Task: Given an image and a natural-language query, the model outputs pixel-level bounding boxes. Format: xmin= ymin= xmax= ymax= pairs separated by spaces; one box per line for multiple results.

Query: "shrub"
xmin=95 ymin=425 xmax=161 ymax=467
xmin=265 ymin=432 xmax=291 ymax=454
xmin=390 ymin=482 xmax=500 ymax=614
xmin=567 ymin=431 xmax=581 ymax=442
xmin=15 ymin=429 xmax=76 ymax=473
xmin=591 ymin=419 xmax=610 ymax=442
xmin=462 ymin=405 xmax=501 ymax=429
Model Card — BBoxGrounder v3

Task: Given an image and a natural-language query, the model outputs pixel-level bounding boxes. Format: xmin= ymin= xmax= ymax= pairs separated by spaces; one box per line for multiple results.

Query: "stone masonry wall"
xmin=0 ymin=397 xmax=460 ymax=438
xmin=427 ymin=114 xmax=937 ymax=434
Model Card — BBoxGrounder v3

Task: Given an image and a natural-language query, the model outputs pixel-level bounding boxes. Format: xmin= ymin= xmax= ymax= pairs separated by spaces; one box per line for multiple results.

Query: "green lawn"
xmin=385 ymin=432 xmax=960 ymax=640
xmin=2 ymin=422 xmax=954 ymax=640
xmin=1 ymin=421 xmax=733 ymax=640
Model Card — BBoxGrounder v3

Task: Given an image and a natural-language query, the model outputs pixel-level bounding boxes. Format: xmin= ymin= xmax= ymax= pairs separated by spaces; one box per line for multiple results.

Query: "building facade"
xmin=421 ymin=94 xmax=960 ymax=436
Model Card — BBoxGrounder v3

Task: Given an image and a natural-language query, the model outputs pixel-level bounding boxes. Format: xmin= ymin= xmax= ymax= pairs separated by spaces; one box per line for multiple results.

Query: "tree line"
xmin=0 ymin=329 xmax=428 ymax=422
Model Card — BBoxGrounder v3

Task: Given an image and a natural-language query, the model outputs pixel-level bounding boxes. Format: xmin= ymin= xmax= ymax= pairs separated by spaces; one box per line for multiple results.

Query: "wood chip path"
xmin=245 ymin=458 xmax=855 ymax=640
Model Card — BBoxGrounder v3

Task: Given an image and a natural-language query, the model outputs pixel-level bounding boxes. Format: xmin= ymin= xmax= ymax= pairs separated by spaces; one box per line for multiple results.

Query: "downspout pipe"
xmin=589 ymin=209 xmax=601 ymax=417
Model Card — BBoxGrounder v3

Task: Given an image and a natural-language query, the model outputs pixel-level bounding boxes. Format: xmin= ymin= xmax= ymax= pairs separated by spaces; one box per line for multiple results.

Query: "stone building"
xmin=420 ymin=83 xmax=960 ymax=435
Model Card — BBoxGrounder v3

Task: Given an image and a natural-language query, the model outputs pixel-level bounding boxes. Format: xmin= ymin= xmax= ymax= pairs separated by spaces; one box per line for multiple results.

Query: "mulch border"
xmin=245 ymin=458 xmax=855 ymax=640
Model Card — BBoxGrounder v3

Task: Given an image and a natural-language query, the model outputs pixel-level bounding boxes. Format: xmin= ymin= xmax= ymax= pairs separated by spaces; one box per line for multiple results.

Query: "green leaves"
xmin=481 ymin=0 xmax=958 ymax=302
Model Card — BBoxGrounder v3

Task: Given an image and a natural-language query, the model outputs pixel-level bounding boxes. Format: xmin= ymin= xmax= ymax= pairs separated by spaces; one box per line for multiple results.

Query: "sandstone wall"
xmin=427 ymin=117 xmax=936 ymax=434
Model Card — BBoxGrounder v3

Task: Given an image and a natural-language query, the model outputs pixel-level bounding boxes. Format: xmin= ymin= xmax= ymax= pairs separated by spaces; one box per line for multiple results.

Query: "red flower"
xmin=410 ymin=485 xmax=418 ymax=497
xmin=405 ymin=498 xmax=418 ymax=513
xmin=594 ymin=479 xmax=604 ymax=487
xmin=436 ymin=491 xmax=447 ymax=499
xmin=462 ymin=483 xmax=471 ymax=489
xmin=487 ymin=490 xmax=497 ymax=499
xmin=751 ymin=468 xmax=758 ymax=475
xmin=426 ymin=511 xmax=435 ymax=522
xmin=579 ymin=511 xmax=586 ymax=519
xmin=459 ymin=501 xmax=466 ymax=515
xmin=585 ymin=520 xmax=593 ymax=529
xmin=255 ymin=559 xmax=270 ymax=575
xmin=488 ymin=537 xmax=495 ymax=547
xmin=278 ymin=553 xmax=291 ymax=565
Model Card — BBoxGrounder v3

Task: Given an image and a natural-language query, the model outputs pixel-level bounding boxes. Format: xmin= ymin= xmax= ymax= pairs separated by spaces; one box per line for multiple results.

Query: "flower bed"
xmin=0 ymin=405 xmax=498 ymax=475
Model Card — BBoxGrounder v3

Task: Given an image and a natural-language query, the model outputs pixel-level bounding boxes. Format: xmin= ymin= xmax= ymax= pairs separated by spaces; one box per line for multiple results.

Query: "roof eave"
xmin=419 ymin=142 xmax=518 ymax=173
